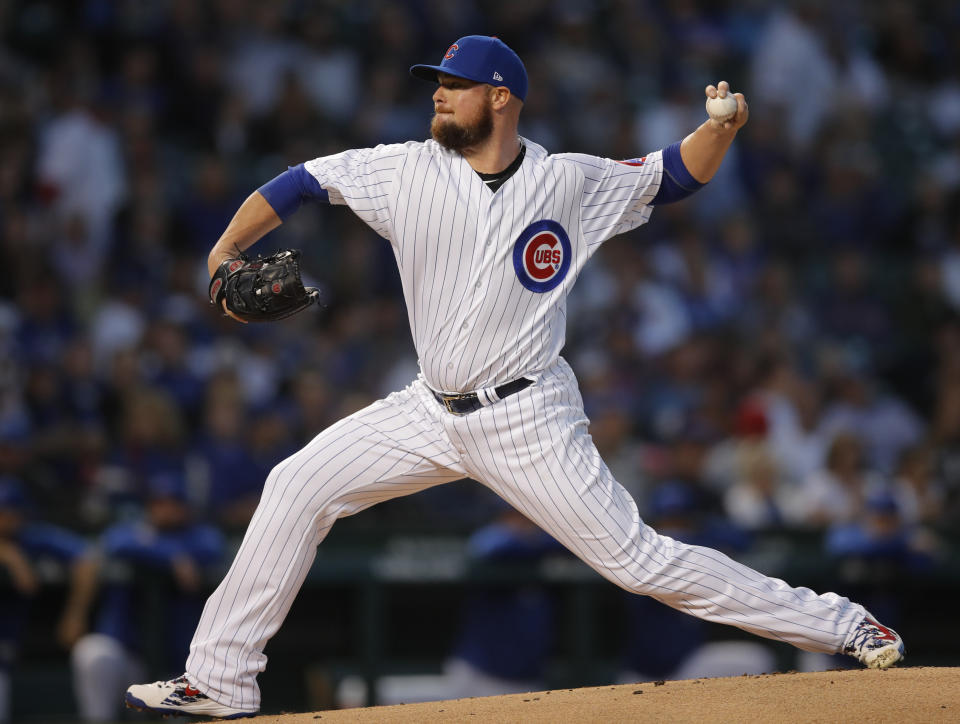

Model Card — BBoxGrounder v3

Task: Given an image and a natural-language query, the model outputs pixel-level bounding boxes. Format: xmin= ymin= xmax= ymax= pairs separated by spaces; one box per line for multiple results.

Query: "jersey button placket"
xmin=476 ymin=208 xmax=495 ymax=293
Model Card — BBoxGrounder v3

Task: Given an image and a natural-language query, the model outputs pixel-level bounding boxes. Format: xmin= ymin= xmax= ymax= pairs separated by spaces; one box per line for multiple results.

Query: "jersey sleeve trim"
xmin=258 ymin=164 xmax=329 ymax=221
xmin=651 ymin=141 xmax=704 ymax=205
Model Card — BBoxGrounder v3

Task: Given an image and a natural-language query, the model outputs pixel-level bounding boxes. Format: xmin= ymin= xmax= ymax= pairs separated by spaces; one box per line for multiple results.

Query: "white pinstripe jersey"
xmin=305 ymin=137 xmax=662 ymax=393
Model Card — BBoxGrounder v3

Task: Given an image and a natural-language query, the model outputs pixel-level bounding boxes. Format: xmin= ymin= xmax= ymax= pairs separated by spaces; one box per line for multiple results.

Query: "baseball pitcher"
xmin=126 ymin=36 xmax=904 ymax=719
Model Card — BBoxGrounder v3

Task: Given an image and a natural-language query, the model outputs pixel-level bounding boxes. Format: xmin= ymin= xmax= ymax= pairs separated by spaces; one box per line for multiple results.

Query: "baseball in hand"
xmin=705 ymin=92 xmax=738 ymax=122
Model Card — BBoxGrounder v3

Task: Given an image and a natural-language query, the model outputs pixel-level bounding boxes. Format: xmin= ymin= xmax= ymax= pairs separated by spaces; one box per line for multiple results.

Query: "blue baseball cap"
xmin=410 ymin=35 xmax=528 ymax=102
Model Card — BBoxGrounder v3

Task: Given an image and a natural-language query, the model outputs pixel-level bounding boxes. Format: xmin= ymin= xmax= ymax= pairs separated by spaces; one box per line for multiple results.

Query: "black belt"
xmin=431 ymin=377 xmax=533 ymax=415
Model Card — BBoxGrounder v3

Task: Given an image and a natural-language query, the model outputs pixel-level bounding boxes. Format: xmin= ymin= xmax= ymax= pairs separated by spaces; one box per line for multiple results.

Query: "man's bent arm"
xmin=207 ymin=191 xmax=282 ymax=277
xmin=207 ymin=164 xmax=329 ymax=277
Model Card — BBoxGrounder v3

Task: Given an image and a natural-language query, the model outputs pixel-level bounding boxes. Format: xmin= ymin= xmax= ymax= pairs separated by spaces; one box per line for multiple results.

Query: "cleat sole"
xmin=124 ymin=686 xmax=257 ymax=719
xmin=865 ymin=644 xmax=904 ymax=670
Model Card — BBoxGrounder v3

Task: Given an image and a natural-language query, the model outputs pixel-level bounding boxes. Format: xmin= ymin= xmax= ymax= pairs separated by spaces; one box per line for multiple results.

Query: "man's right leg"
xmin=130 ymin=381 xmax=465 ymax=715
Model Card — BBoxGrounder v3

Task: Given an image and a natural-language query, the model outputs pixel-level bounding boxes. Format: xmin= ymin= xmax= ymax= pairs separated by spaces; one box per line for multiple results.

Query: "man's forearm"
xmin=679 ymin=120 xmax=738 ymax=184
xmin=207 ymin=191 xmax=283 ymax=276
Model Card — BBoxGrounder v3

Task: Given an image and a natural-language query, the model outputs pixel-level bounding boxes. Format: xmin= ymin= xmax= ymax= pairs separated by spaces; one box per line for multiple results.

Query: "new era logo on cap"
xmin=410 ymin=35 xmax=529 ymax=101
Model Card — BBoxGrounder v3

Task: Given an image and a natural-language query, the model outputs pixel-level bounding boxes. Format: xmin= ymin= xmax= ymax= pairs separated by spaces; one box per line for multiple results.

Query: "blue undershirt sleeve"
xmin=257 ymin=163 xmax=329 ymax=221
xmin=651 ymin=141 xmax=705 ymax=205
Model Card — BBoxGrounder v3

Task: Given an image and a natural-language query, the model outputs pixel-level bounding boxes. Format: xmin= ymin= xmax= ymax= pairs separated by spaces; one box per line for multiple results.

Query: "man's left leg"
xmin=448 ymin=358 xmax=902 ymax=667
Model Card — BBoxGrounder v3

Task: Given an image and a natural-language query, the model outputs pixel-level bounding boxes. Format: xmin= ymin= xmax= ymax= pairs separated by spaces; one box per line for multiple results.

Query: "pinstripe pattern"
xmin=304 ymin=139 xmax=662 ymax=393
xmin=185 ymin=137 xmax=866 ymax=712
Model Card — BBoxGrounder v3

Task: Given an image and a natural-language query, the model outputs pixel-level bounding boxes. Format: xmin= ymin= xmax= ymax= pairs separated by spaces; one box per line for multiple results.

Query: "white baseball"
xmin=705 ymin=93 xmax=738 ymax=122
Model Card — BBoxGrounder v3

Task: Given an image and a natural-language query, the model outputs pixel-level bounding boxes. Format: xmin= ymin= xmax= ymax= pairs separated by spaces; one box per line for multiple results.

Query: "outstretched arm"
xmin=679 ymin=80 xmax=749 ymax=184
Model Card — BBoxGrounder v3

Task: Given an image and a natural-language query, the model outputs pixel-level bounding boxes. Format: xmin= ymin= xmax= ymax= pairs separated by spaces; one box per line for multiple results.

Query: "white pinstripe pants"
xmin=186 ymin=357 xmax=864 ymax=711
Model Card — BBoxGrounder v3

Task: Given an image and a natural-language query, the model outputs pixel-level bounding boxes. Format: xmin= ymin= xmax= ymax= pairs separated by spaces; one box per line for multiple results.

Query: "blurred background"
xmin=1 ymin=0 xmax=959 ymax=721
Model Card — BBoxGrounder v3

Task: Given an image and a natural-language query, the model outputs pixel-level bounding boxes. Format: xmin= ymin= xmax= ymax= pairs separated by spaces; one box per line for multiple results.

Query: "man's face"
xmin=430 ymin=73 xmax=494 ymax=151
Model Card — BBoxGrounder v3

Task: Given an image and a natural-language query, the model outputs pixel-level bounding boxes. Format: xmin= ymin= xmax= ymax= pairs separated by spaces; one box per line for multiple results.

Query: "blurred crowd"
xmin=2 ymin=0 xmax=960 ymax=717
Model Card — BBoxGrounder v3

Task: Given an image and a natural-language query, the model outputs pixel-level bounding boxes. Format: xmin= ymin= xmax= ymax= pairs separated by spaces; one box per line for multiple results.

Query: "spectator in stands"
xmin=795 ymin=433 xmax=885 ymax=527
xmin=0 ymin=477 xmax=97 ymax=723
xmin=89 ymin=386 xmax=186 ymax=519
xmin=825 ymin=488 xmax=937 ymax=570
xmin=175 ymin=155 xmax=245 ymax=255
xmin=723 ymin=442 xmax=796 ymax=531
xmin=816 ymin=251 xmax=892 ymax=356
xmin=142 ymin=319 xmax=206 ymax=422
xmin=817 ymin=370 xmax=924 ymax=475
xmin=33 ymin=80 xmax=126 ymax=256
xmin=188 ymin=373 xmax=264 ymax=530
xmin=890 ymin=445 xmax=946 ymax=528
xmin=750 ymin=355 xmax=827 ymax=485
xmin=702 ymin=398 xmax=771 ymax=494
xmin=72 ymin=471 xmax=224 ymax=722
xmin=13 ymin=271 xmax=76 ymax=369
xmin=749 ymin=4 xmax=838 ymax=150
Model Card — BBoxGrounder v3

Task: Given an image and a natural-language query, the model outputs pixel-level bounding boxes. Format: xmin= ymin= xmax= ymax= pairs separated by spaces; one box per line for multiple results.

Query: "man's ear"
xmin=490 ymin=86 xmax=511 ymax=110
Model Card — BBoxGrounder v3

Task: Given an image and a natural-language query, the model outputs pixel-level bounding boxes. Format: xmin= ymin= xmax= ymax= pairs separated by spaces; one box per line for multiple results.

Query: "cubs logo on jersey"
xmin=512 ymin=220 xmax=571 ymax=293
xmin=616 ymin=156 xmax=646 ymax=167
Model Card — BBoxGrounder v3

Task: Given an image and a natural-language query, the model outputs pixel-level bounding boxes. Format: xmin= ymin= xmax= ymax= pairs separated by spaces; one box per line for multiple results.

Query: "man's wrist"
xmin=703 ymin=118 xmax=738 ymax=136
xmin=208 ymin=249 xmax=237 ymax=277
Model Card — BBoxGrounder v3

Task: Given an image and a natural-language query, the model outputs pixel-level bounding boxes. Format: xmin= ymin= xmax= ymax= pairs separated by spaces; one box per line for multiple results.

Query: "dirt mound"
xmin=246 ymin=667 xmax=958 ymax=723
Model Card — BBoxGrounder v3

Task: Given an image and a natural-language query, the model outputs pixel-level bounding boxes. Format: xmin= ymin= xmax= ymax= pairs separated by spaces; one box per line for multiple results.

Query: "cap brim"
xmin=410 ymin=64 xmax=475 ymax=84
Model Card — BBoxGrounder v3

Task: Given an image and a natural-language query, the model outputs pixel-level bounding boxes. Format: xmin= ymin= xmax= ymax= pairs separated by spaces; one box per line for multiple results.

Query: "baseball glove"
xmin=208 ymin=249 xmax=321 ymax=322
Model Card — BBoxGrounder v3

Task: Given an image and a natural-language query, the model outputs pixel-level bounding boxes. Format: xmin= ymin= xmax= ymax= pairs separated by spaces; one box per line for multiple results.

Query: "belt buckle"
xmin=444 ymin=391 xmax=478 ymax=415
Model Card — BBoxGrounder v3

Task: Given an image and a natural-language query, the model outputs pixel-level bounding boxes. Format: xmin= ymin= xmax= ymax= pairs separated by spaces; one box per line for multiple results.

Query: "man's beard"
xmin=430 ymin=101 xmax=494 ymax=151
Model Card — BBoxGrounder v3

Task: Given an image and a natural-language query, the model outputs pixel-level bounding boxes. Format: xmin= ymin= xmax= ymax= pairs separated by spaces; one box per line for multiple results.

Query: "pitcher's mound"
xmin=251 ymin=666 xmax=959 ymax=723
